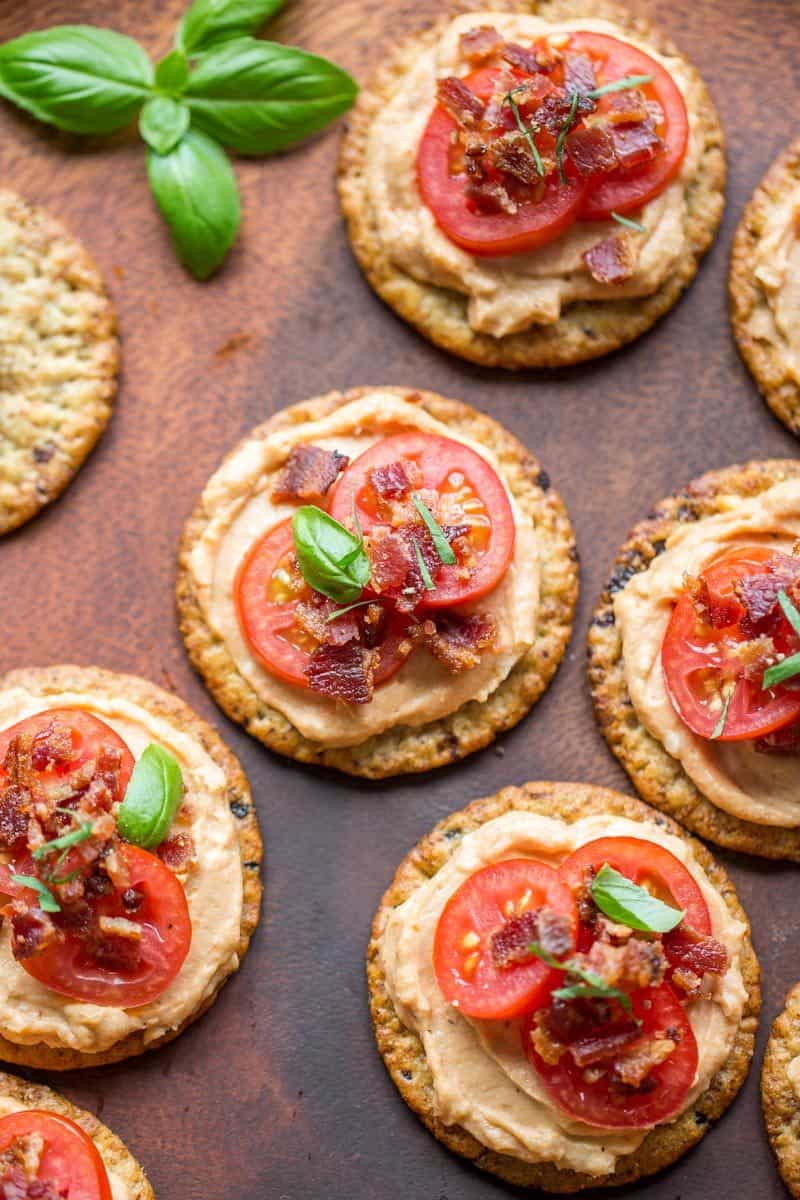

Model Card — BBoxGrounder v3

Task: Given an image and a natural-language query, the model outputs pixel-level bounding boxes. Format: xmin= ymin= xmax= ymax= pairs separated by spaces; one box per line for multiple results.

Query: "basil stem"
xmin=411 ymin=492 xmax=456 ymax=565
xmin=556 ymin=90 xmax=580 ymax=185
xmin=117 ymin=743 xmax=184 ymax=850
xmin=413 ymin=540 xmax=436 ymax=591
xmin=763 ymin=653 xmax=800 ymax=690
xmin=502 ymin=88 xmax=544 ymax=178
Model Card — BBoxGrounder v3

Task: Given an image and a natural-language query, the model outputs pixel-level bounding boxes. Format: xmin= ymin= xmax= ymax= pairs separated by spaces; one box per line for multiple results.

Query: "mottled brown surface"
xmin=0 ymin=0 xmax=797 ymax=1197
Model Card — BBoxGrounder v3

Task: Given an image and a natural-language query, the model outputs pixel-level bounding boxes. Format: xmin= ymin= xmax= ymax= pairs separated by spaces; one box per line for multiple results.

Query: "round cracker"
xmin=589 ymin=458 xmax=800 ymax=859
xmin=0 ymin=1069 xmax=154 ymax=1199
xmin=0 ymin=664 xmax=263 ymax=1070
xmin=762 ymin=983 xmax=800 ymax=1197
xmin=177 ymin=386 xmax=578 ymax=778
xmin=0 ymin=191 xmax=119 ymax=536
xmin=367 ymin=780 xmax=760 ymax=1192
xmin=338 ymin=0 xmax=726 ymax=370
xmin=730 ymin=138 xmax=800 ymax=435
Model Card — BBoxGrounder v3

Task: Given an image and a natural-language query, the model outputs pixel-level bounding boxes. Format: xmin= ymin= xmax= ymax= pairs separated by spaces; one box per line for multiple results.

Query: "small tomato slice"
xmin=17 ymin=844 xmax=191 ymax=1008
xmin=0 ymin=709 xmax=134 ymax=800
xmin=417 ymin=67 xmax=588 ymax=257
xmin=234 ymin=518 xmax=410 ymax=688
xmin=524 ymin=982 xmax=698 ymax=1128
xmin=0 ymin=1110 xmax=112 ymax=1200
xmin=433 ymin=859 xmax=577 ymax=1020
xmin=329 ymin=432 xmax=515 ymax=608
xmin=661 ymin=547 xmax=800 ymax=741
xmin=570 ymin=32 xmax=690 ymax=220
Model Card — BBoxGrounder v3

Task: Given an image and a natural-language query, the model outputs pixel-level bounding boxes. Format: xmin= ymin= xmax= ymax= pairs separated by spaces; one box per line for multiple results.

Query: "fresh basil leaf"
xmin=32 ymin=821 xmax=93 ymax=860
xmin=184 ymin=37 xmax=357 ymax=155
xmin=117 ymin=743 xmax=184 ymax=850
xmin=292 ymin=505 xmax=370 ymax=604
xmin=147 ymin=128 xmax=241 ymax=279
xmin=140 ymin=95 xmax=190 ymax=154
xmin=0 ymin=26 xmax=153 ymax=134
xmin=411 ymin=492 xmax=457 ymax=565
xmin=178 ymin=0 xmax=286 ymax=55
xmin=155 ymin=49 xmax=189 ymax=94
xmin=11 ymin=875 xmax=60 ymax=913
xmin=591 ymin=864 xmax=684 ymax=933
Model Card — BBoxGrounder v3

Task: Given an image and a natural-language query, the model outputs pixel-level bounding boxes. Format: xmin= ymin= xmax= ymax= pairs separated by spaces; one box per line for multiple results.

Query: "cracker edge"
xmin=762 ymin=982 xmax=800 ymax=1198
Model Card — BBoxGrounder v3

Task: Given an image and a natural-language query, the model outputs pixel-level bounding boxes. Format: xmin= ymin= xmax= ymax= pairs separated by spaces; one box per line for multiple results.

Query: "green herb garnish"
xmin=710 ymin=689 xmax=733 ymax=740
xmin=10 ymin=875 xmax=60 ymax=913
xmin=588 ymin=73 xmax=654 ymax=98
xmin=555 ymin=90 xmax=580 ymax=185
xmin=413 ymin=540 xmax=436 ymax=591
xmin=778 ymin=589 xmax=800 ymax=636
xmin=292 ymin=505 xmax=370 ymax=604
xmin=611 ymin=210 xmax=647 ymax=234
xmin=32 ymin=822 xmax=94 ymax=861
xmin=117 ymin=744 xmax=184 ymax=850
xmin=325 ymin=600 xmax=374 ymax=623
xmin=591 ymin=865 xmax=684 ymax=933
xmin=528 ymin=940 xmax=633 ymax=1013
xmin=411 ymin=492 xmax=456 ymax=566
xmin=502 ymin=88 xmax=544 ymax=178
xmin=761 ymin=589 xmax=800 ymax=688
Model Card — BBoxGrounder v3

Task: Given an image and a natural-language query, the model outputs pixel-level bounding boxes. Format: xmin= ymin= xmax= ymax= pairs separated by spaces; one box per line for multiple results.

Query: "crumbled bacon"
xmin=487 ymin=131 xmax=543 ymax=186
xmin=606 ymin=88 xmax=649 ymax=125
xmin=490 ymin=907 xmax=573 ymax=969
xmin=465 ymin=178 xmax=515 ymax=214
xmin=369 ymin=529 xmax=413 ymax=593
xmin=272 ymin=445 xmax=348 ymax=505
xmin=684 ymin=574 xmax=740 ymax=630
xmin=610 ymin=120 xmax=662 ymax=169
xmin=583 ymin=235 xmax=635 ymax=284
xmin=0 ymin=1164 xmax=64 ymax=1200
xmin=565 ymin=125 xmax=618 ymax=176
xmin=574 ymin=935 xmax=666 ymax=993
xmin=9 ymin=903 xmax=59 ymax=960
xmin=90 ymin=915 xmax=142 ymax=974
xmin=436 ymin=76 xmax=485 ymax=127
xmin=0 ymin=790 xmax=28 ymax=848
xmin=501 ymin=42 xmax=543 ymax=74
xmin=295 ymin=596 xmax=359 ymax=647
xmin=369 ymin=461 xmax=414 ymax=500
xmin=29 ymin=723 xmax=72 ymax=773
xmin=459 ymin=25 xmax=504 ymax=65
xmin=304 ymin=642 xmax=377 ymax=704
xmin=664 ymin=924 xmax=729 ymax=978
xmin=736 ymin=567 xmax=800 ymax=637
xmin=532 ymin=996 xmax=639 ymax=1066
xmin=613 ymin=1033 xmax=677 ymax=1088
xmin=564 ymin=53 xmax=597 ymax=97
xmin=507 ymin=73 xmax=555 ymax=116
xmin=157 ymin=833 xmax=196 ymax=874
xmin=721 ymin=634 xmax=776 ymax=684
xmin=409 ymin=613 xmax=497 ymax=673
xmin=362 ymin=603 xmax=389 ymax=650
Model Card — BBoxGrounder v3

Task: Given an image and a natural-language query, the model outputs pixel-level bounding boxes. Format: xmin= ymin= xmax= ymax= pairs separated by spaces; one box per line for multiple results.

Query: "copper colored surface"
xmin=0 ymin=0 xmax=796 ymax=1196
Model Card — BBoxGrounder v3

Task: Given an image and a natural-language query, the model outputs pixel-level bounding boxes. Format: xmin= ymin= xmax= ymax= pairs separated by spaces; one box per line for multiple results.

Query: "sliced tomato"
xmin=433 ymin=859 xmax=577 ymax=1020
xmin=661 ymin=547 xmax=800 ymax=741
xmin=0 ymin=709 xmax=134 ymax=800
xmin=558 ymin=836 xmax=711 ymax=936
xmin=234 ymin=518 xmax=410 ymax=689
xmin=15 ymin=844 xmax=191 ymax=1008
xmin=0 ymin=1110 xmax=111 ymax=1200
xmin=329 ymin=432 xmax=515 ymax=608
xmin=570 ymin=32 xmax=689 ymax=220
xmin=524 ymin=982 xmax=697 ymax=1128
xmin=417 ymin=67 xmax=588 ymax=256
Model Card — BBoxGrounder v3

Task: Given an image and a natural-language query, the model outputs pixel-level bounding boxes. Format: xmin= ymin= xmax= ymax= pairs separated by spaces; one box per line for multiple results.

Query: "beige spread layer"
xmin=749 ymin=186 xmax=800 ymax=385
xmin=0 ymin=687 xmax=243 ymax=1055
xmin=364 ymin=13 xmax=703 ymax=337
xmin=187 ymin=392 xmax=540 ymax=748
xmin=0 ymin=1095 xmax=129 ymax=1200
xmin=615 ymin=479 xmax=800 ymax=827
xmin=380 ymin=811 xmax=747 ymax=1177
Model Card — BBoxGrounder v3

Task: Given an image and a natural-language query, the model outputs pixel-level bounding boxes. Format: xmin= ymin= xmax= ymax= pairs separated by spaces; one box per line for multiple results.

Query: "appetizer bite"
xmin=0 ymin=665 xmax=262 ymax=1069
xmin=338 ymin=1 xmax=725 ymax=368
xmin=178 ymin=387 xmax=577 ymax=777
xmin=590 ymin=459 xmax=800 ymax=859
xmin=0 ymin=191 xmax=118 ymax=535
xmin=368 ymin=781 xmax=758 ymax=1190
xmin=763 ymin=984 xmax=800 ymax=1197
xmin=731 ymin=137 xmax=800 ymax=435
xmin=0 ymin=1069 xmax=153 ymax=1199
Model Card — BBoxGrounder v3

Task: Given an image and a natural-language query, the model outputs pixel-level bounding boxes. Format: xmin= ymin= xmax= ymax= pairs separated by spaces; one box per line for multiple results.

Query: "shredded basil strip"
xmin=11 ymin=875 xmax=61 ymax=913
xmin=292 ymin=505 xmax=370 ymax=604
xmin=778 ymin=589 xmax=800 ymax=637
xmin=528 ymin=940 xmax=633 ymax=1013
xmin=588 ymin=73 xmax=654 ymax=98
xmin=413 ymin=540 xmax=436 ymax=591
xmin=591 ymin=865 xmax=684 ymax=933
xmin=555 ymin=90 xmax=580 ymax=185
xmin=502 ymin=88 xmax=544 ymax=178
xmin=411 ymin=492 xmax=456 ymax=565
xmin=32 ymin=821 xmax=94 ymax=860
xmin=325 ymin=600 xmax=373 ymax=623
xmin=763 ymin=652 xmax=800 ymax=690
xmin=117 ymin=743 xmax=184 ymax=850
xmin=710 ymin=689 xmax=732 ymax=740
xmin=611 ymin=210 xmax=647 ymax=234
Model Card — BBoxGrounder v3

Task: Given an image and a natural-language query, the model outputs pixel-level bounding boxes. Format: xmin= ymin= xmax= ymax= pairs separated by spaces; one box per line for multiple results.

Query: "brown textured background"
xmin=0 ymin=0 xmax=798 ymax=1196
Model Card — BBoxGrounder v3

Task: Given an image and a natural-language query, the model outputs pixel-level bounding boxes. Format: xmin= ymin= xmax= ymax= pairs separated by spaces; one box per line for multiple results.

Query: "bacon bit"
xmin=369 ymin=461 xmax=413 ymax=500
xmin=436 ymin=76 xmax=485 ymax=128
xmin=583 ymin=235 xmax=635 ymax=285
xmin=721 ymin=634 xmax=776 ymax=684
xmin=409 ymin=613 xmax=497 ymax=673
xmin=736 ymin=568 xmax=800 ymax=637
xmin=646 ymin=99 xmax=665 ymax=127
xmin=9 ymin=903 xmax=59 ymax=960
xmin=575 ymin=936 xmax=666 ymax=993
xmin=0 ymin=1131 xmax=46 ymax=1184
xmin=490 ymin=907 xmax=573 ymax=969
xmin=610 ymin=120 xmax=663 ymax=169
xmin=664 ymin=924 xmax=729 ymax=977
xmin=459 ymin=25 xmax=504 ymax=65
xmin=157 ymin=833 xmax=196 ymax=874
xmin=671 ymin=965 xmax=702 ymax=998
xmin=532 ymin=996 xmax=639 ymax=1066
xmin=684 ymin=574 xmax=740 ymax=629
xmin=564 ymin=53 xmax=597 ymax=97
xmin=464 ymin=178 xmax=515 ymax=214
xmin=91 ymin=915 xmax=143 ymax=973
xmin=487 ymin=131 xmax=543 ymax=185
xmin=295 ymin=596 xmax=359 ymax=647
xmin=29 ymin=722 xmax=73 ymax=772
xmin=0 ymin=1163 xmax=64 ymax=1200
xmin=0 ymin=789 xmax=28 ymax=848
xmin=613 ymin=1033 xmax=677 ymax=1088
xmin=501 ymin=42 xmax=543 ymax=74
xmin=565 ymin=125 xmax=617 ymax=176
xmin=569 ymin=1023 xmax=643 ymax=1069
xmin=605 ymin=88 xmax=649 ymax=125
xmin=510 ymin=74 xmax=556 ymax=116
xmin=272 ymin=445 xmax=348 ymax=505
xmin=369 ymin=528 xmax=413 ymax=593
xmin=304 ymin=642 xmax=377 ymax=704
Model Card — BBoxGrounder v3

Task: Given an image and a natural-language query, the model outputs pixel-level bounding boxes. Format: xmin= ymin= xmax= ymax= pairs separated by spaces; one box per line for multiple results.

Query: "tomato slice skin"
xmin=558 ymin=836 xmax=711 ymax=936
xmin=0 ymin=709 xmax=134 ymax=800
xmin=661 ymin=547 xmax=800 ymax=742
xmin=417 ymin=67 xmax=588 ymax=257
xmin=524 ymin=982 xmax=698 ymax=1128
xmin=234 ymin=518 xmax=410 ymax=688
xmin=0 ymin=1110 xmax=112 ymax=1200
xmin=329 ymin=432 xmax=516 ymax=608
xmin=433 ymin=859 xmax=578 ymax=1020
xmin=569 ymin=32 xmax=690 ymax=220
xmin=13 ymin=844 xmax=192 ymax=1008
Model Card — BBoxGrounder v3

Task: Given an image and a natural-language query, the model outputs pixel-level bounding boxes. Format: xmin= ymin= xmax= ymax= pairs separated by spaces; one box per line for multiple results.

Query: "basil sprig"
xmin=10 ymin=874 xmax=60 ymax=913
xmin=411 ymin=492 xmax=456 ymax=566
xmin=588 ymin=73 xmax=654 ymax=98
xmin=528 ymin=940 xmax=632 ymax=1013
xmin=32 ymin=821 xmax=94 ymax=862
xmin=117 ymin=744 xmax=184 ymax=850
xmin=292 ymin=505 xmax=370 ymax=604
xmin=763 ymin=589 xmax=800 ymax=689
xmin=0 ymin=2 xmax=356 ymax=279
xmin=590 ymin=865 xmax=684 ymax=933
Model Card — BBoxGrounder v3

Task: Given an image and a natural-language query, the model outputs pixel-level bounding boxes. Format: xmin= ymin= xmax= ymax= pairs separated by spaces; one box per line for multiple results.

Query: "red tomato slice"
xmin=570 ymin=33 xmax=689 ymax=220
xmin=558 ymin=836 xmax=711 ymax=936
xmin=417 ymin=67 xmax=588 ymax=257
xmin=661 ymin=547 xmax=800 ymax=741
xmin=524 ymin=982 xmax=698 ymax=1128
xmin=0 ymin=1110 xmax=112 ymax=1200
xmin=433 ymin=859 xmax=577 ymax=1020
xmin=234 ymin=518 xmax=410 ymax=688
xmin=0 ymin=709 xmax=134 ymax=800
xmin=16 ymin=845 xmax=191 ymax=1008
xmin=329 ymin=432 xmax=515 ymax=608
